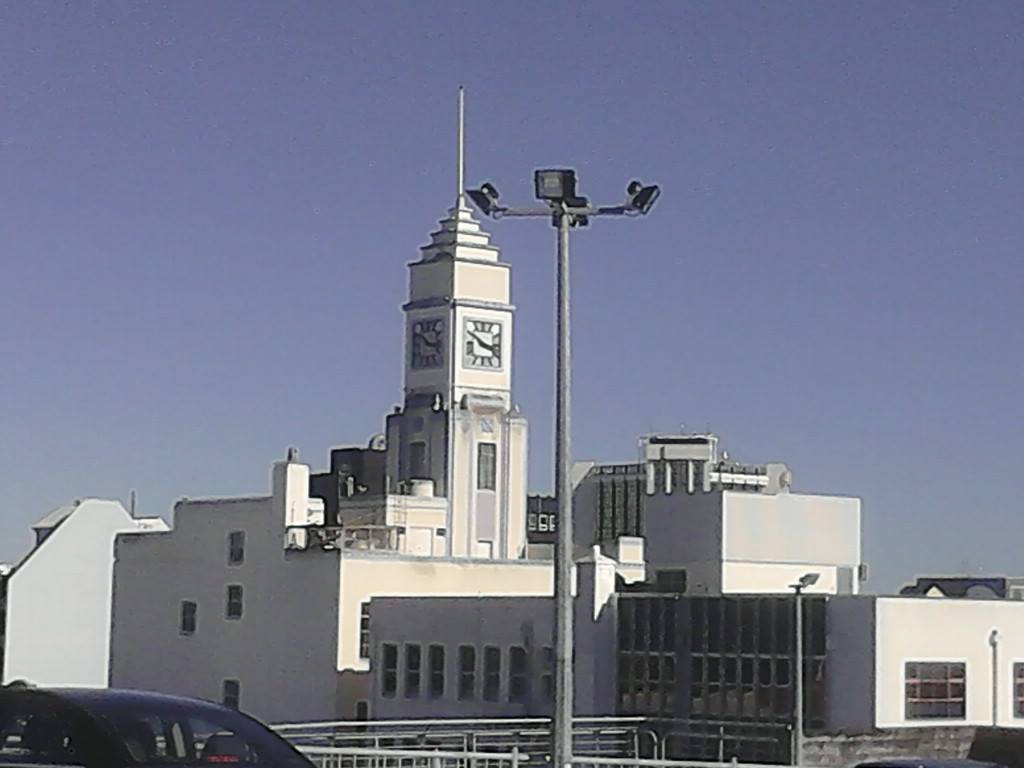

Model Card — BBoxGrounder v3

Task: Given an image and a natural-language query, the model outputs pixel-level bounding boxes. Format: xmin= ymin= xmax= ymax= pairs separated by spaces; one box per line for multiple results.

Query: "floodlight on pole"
xmin=466 ymin=183 xmax=503 ymax=217
xmin=466 ymin=168 xmax=659 ymax=768
xmin=626 ymin=180 xmax=662 ymax=215
xmin=534 ymin=169 xmax=589 ymax=208
xmin=791 ymin=572 xmax=820 ymax=593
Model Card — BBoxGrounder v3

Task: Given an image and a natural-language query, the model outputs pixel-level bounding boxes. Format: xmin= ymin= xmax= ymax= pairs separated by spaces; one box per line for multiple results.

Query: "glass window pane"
xmin=382 ymin=644 xmax=398 ymax=698
xmin=483 ymin=646 xmax=501 ymax=702
xmin=228 ymin=531 xmax=245 ymax=565
xmin=429 ymin=645 xmax=445 ymax=699
xmin=222 ymin=679 xmax=240 ymax=710
xmin=404 ymin=645 xmax=421 ymax=699
xmin=904 ymin=661 xmax=966 ymax=720
xmin=509 ymin=647 xmax=528 ymax=702
xmin=180 ymin=601 xmax=197 ymax=635
xmin=477 ymin=443 xmax=497 ymax=491
xmin=458 ymin=646 xmax=476 ymax=701
xmin=226 ymin=585 xmax=243 ymax=620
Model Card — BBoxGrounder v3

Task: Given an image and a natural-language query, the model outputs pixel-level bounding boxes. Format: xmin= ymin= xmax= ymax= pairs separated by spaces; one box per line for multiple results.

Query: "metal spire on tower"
xmin=420 ymin=86 xmax=492 ymax=255
xmin=456 ymin=85 xmax=466 ymax=208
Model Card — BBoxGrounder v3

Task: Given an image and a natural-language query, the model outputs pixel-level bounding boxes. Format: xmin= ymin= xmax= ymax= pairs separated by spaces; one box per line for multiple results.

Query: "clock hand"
xmin=469 ymin=331 xmax=497 ymax=353
xmin=415 ymin=333 xmax=441 ymax=351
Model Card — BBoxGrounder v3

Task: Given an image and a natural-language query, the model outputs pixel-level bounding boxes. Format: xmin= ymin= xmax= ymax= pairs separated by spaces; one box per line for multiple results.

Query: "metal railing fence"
xmin=296 ymin=747 xmax=816 ymax=768
xmin=276 ymin=717 xmax=652 ymax=764
xmin=298 ymin=746 xmax=529 ymax=768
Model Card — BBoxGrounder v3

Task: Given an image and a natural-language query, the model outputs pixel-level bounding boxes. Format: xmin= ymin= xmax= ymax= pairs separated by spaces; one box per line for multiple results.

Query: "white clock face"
xmin=410 ymin=317 xmax=445 ymax=369
xmin=463 ymin=318 xmax=503 ymax=369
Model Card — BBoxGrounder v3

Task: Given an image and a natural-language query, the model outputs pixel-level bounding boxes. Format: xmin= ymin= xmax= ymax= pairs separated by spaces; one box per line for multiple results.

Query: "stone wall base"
xmin=803 ymin=727 xmax=1024 ymax=768
xmin=802 ymin=727 xmax=976 ymax=767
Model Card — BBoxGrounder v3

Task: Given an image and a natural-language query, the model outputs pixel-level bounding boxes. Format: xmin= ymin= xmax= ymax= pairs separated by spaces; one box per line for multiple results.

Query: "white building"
xmin=102 ymin=102 xmax=865 ymax=723
xmin=573 ymin=433 xmax=864 ymax=597
xmin=109 ymin=450 xmax=557 ymax=721
xmin=828 ymin=594 xmax=1024 ymax=732
xmin=2 ymin=499 xmax=167 ymax=687
xmin=650 ymin=488 xmax=862 ymax=596
xmin=107 ymin=181 xmax=562 ymax=720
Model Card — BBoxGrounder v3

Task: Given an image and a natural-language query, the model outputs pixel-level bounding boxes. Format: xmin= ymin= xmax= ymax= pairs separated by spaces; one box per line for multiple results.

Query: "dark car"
xmin=0 ymin=687 xmax=313 ymax=767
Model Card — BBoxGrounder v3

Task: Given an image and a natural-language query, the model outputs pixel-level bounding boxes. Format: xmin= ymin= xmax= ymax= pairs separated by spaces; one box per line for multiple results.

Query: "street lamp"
xmin=790 ymin=572 xmax=819 ymax=766
xmin=467 ymin=170 xmax=659 ymax=768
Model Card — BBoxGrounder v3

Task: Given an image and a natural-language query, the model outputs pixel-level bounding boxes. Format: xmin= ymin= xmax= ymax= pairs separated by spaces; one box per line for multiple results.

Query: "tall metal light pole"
xmin=467 ymin=171 xmax=659 ymax=768
xmin=553 ymin=203 xmax=573 ymax=768
xmin=790 ymin=572 xmax=819 ymax=767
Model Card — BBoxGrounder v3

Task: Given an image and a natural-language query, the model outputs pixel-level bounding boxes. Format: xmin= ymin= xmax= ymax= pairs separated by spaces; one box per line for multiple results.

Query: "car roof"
xmin=2 ymin=687 xmax=228 ymax=714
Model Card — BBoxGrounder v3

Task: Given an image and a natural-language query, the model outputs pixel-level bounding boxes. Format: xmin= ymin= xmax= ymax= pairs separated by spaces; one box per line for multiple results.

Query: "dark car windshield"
xmin=0 ymin=691 xmax=311 ymax=767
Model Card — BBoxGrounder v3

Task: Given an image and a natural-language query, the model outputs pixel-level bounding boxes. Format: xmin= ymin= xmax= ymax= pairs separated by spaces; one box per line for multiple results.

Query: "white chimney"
xmin=272 ymin=453 xmax=312 ymax=528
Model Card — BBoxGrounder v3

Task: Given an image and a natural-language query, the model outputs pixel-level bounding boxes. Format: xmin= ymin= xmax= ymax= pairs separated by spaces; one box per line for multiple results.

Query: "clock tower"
xmin=384 ymin=92 xmax=528 ymax=559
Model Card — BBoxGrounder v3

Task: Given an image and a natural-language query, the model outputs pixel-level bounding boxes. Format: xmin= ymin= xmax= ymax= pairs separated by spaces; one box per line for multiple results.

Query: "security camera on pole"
xmin=467 ymin=169 xmax=660 ymax=768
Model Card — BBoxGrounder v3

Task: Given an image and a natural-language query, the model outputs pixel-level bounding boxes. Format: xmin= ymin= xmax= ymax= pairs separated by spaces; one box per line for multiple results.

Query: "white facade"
xmin=644 ymin=485 xmax=862 ymax=596
xmin=876 ymin=596 xmax=1024 ymax=729
xmin=826 ymin=595 xmax=1024 ymax=732
xmin=337 ymin=554 xmax=554 ymax=673
xmin=2 ymin=499 xmax=168 ymax=687
xmin=720 ymin=491 xmax=861 ymax=595
xmin=107 ymin=452 xmax=568 ymax=720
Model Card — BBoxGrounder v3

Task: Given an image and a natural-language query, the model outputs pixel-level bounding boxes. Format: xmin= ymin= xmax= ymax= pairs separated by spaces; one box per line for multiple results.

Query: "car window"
xmin=81 ymin=700 xmax=308 ymax=767
xmin=1 ymin=692 xmax=310 ymax=768
xmin=98 ymin=714 xmax=270 ymax=765
xmin=0 ymin=698 xmax=94 ymax=767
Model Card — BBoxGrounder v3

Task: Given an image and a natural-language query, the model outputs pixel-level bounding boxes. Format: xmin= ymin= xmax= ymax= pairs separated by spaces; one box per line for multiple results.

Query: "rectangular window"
xmin=905 ymin=662 xmax=966 ymax=719
xmin=477 ymin=443 xmax=497 ymax=491
xmin=222 ymin=679 xmax=240 ymax=710
xmin=381 ymin=644 xmax=398 ymax=698
xmin=541 ymin=646 xmax=554 ymax=700
xmin=405 ymin=644 xmax=422 ymax=699
xmin=429 ymin=644 xmax=445 ymax=699
xmin=409 ymin=442 xmax=427 ymax=479
xmin=484 ymin=645 xmax=501 ymax=702
xmin=655 ymin=569 xmax=688 ymax=593
xmin=228 ymin=531 xmax=245 ymax=566
xmin=1016 ymin=663 xmax=1024 ymax=718
xmin=179 ymin=600 xmax=197 ymax=635
xmin=226 ymin=585 xmax=243 ymax=620
xmin=359 ymin=603 xmax=371 ymax=659
xmin=509 ymin=646 xmax=528 ymax=702
xmin=458 ymin=645 xmax=476 ymax=701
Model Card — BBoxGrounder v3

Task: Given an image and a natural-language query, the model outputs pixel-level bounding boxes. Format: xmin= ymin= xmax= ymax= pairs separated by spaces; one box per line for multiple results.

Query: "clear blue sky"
xmin=2 ymin=2 xmax=1022 ymax=590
